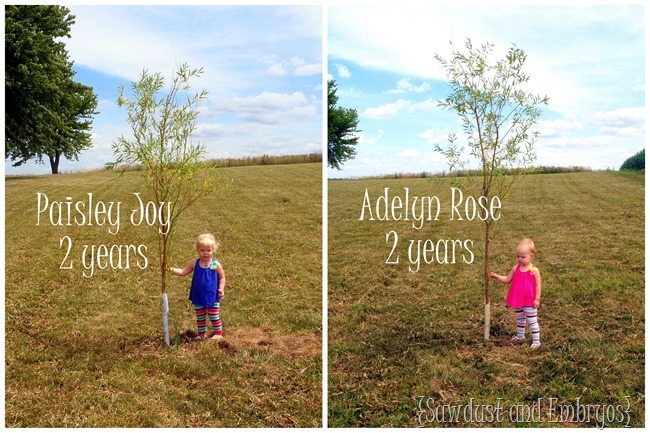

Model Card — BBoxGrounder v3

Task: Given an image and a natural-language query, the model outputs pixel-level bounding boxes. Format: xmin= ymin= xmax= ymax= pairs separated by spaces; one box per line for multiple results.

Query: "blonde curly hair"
xmin=194 ymin=233 xmax=220 ymax=251
xmin=517 ymin=238 xmax=535 ymax=255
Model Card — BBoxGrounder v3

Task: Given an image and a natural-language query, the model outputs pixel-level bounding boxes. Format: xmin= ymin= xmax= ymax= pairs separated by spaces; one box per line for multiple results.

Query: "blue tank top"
xmin=189 ymin=258 xmax=220 ymax=307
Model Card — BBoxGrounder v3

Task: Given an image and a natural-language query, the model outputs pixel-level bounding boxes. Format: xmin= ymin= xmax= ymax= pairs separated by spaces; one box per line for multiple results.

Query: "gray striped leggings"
xmin=515 ymin=307 xmax=540 ymax=344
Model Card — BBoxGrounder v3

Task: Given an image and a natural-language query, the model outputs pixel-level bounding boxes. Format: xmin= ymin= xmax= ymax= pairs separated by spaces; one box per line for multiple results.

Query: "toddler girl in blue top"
xmin=169 ymin=233 xmax=226 ymax=340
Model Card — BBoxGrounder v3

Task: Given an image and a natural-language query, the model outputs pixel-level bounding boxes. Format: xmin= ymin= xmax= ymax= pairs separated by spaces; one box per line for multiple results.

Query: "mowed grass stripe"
xmin=328 ymin=171 xmax=644 ymax=427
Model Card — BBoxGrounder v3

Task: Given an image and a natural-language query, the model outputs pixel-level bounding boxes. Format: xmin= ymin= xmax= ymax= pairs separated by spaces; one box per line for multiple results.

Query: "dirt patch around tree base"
xmin=176 ymin=325 xmax=321 ymax=358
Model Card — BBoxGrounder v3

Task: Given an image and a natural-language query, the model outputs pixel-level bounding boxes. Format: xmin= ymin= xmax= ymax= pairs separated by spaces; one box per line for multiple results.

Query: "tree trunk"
xmin=484 ymin=303 xmax=491 ymax=340
xmin=483 ymin=220 xmax=491 ymax=340
xmin=161 ymin=235 xmax=170 ymax=345
xmin=48 ymin=150 xmax=61 ymax=174
xmin=162 ymin=293 xmax=170 ymax=346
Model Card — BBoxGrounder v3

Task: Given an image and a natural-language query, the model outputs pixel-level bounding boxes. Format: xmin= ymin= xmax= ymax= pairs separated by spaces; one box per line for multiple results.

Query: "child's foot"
xmin=511 ymin=335 xmax=526 ymax=344
xmin=211 ymin=333 xmax=224 ymax=340
xmin=530 ymin=342 xmax=541 ymax=350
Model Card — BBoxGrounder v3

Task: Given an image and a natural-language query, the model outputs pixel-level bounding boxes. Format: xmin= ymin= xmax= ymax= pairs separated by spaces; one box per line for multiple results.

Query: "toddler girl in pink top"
xmin=490 ymin=238 xmax=542 ymax=349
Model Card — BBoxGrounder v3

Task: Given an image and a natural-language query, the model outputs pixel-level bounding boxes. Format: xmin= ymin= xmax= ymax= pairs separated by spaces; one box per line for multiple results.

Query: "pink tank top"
xmin=505 ymin=265 xmax=536 ymax=308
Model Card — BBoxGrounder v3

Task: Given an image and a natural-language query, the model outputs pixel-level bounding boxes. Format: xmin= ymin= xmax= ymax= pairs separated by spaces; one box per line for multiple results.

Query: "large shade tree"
xmin=5 ymin=5 xmax=98 ymax=174
xmin=328 ymin=79 xmax=360 ymax=170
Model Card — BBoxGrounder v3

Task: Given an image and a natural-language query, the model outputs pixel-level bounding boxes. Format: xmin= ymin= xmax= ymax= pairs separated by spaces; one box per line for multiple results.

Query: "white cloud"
xmin=363 ymin=130 xmax=384 ymax=144
xmin=67 ymin=7 xmax=203 ymax=83
xmin=590 ymin=107 xmax=644 ymax=128
xmin=195 ymin=123 xmax=233 ymax=138
xmin=290 ymin=57 xmax=304 ymax=66
xmin=273 ymin=6 xmax=322 ymax=40
xmin=295 ymin=63 xmax=322 ymax=76
xmin=398 ymin=149 xmax=420 ymax=158
xmin=535 ymin=134 xmax=642 ymax=169
xmin=387 ymin=79 xmax=431 ymax=94
xmin=223 ymin=91 xmax=306 ymax=112
xmin=334 ymin=63 xmax=351 ymax=78
xmin=537 ymin=117 xmax=583 ymax=138
xmin=241 ymin=105 xmax=316 ymax=124
xmin=598 ymin=126 xmax=642 ymax=137
xmin=538 ymin=134 xmax=611 ymax=150
xmin=329 ymin=5 xmax=644 ymax=117
xmin=362 ymin=99 xmax=410 ymax=119
xmin=289 ymin=56 xmax=321 ymax=76
xmin=589 ymin=107 xmax=645 ymax=137
xmin=197 ymin=104 xmax=219 ymax=121
xmin=209 ymin=91 xmax=318 ymax=125
xmin=97 ymin=99 xmax=116 ymax=110
xmin=194 ymin=121 xmax=321 ymax=159
xmin=362 ymin=98 xmax=441 ymax=119
xmin=66 ymin=6 xmax=322 ymax=98
xmin=410 ymin=99 xmax=439 ymax=112
xmin=267 ymin=62 xmax=286 ymax=76
xmin=329 ymin=6 xmax=442 ymax=79
xmin=264 ymin=57 xmax=320 ymax=77
xmin=420 ymin=128 xmax=448 ymax=144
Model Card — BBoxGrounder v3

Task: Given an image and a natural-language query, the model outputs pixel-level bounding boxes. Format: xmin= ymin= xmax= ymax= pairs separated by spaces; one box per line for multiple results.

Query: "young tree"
xmin=5 ymin=5 xmax=98 ymax=173
xmin=106 ymin=64 xmax=221 ymax=346
xmin=328 ymin=79 xmax=360 ymax=170
xmin=434 ymin=39 xmax=548 ymax=340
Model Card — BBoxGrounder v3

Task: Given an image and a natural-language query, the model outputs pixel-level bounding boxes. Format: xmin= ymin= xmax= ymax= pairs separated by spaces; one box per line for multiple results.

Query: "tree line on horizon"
xmin=620 ymin=149 xmax=644 ymax=171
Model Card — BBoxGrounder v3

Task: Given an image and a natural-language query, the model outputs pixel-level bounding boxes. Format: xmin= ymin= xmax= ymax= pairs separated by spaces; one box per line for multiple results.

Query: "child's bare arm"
xmin=217 ymin=265 xmax=226 ymax=298
xmin=490 ymin=265 xmax=516 ymax=283
xmin=169 ymin=260 xmax=195 ymax=276
xmin=489 ymin=273 xmax=508 ymax=283
xmin=506 ymin=266 xmax=517 ymax=283
xmin=533 ymin=267 xmax=542 ymax=307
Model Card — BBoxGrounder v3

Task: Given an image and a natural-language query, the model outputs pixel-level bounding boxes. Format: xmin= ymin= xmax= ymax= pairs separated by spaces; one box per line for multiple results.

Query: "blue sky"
xmin=5 ymin=5 xmax=322 ymax=175
xmin=328 ymin=4 xmax=645 ymax=178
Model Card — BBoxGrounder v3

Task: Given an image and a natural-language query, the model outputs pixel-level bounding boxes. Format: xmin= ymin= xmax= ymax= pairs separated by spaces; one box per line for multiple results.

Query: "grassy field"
xmin=328 ymin=171 xmax=644 ymax=427
xmin=5 ymin=163 xmax=322 ymax=427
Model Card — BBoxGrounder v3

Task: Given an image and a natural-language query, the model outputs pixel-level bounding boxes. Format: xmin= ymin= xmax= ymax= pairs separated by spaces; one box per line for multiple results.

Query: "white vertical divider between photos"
xmin=644 ymin=21 xmax=650 ymax=426
xmin=321 ymin=3 xmax=329 ymax=429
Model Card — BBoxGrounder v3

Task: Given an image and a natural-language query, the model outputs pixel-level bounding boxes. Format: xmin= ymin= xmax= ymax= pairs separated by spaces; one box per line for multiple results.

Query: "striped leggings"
xmin=515 ymin=307 xmax=540 ymax=344
xmin=193 ymin=302 xmax=222 ymax=338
